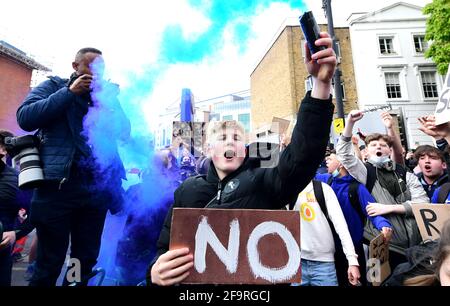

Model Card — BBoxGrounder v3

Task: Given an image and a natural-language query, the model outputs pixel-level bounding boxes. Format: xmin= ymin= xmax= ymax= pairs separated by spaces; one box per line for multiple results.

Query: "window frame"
xmin=418 ymin=68 xmax=441 ymax=101
xmin=377 ymin=34 xmax=400 ymax=57
xmin=412 ymin=33 xmax=428 ymax=55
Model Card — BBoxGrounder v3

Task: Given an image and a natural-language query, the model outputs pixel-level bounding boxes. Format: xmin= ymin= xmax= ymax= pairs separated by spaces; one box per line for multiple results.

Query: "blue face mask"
xmin=331 ymin=168 xmax=340 ymax=178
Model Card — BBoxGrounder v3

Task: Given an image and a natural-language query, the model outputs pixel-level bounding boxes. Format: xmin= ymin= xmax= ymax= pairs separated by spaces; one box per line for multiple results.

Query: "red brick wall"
xmin=0 ymin=54 xmax=32 ymax=135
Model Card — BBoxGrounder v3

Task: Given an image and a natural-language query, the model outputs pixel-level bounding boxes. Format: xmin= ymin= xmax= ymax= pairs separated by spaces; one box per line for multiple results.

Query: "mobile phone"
xmin=299 ymin=11 xmax=326 ymax=55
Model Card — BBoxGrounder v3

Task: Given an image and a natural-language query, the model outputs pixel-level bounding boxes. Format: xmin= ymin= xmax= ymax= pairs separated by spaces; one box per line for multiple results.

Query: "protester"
xmin=336 ymin=110 xmax=429 ymax=271
xmin=388 ymin=219 xmax=450 ymax=286
xmin=316 ymin=152 xmax=393 ymax=286
xmin=414 ymin=145 xmax=448 ymax=199
xmin=148 ymin=32 xmax=336 ymax=286
xmin=405 ymin=149 xmax=418 ymax=173
xmin=0 ymin=130 xmax=19 ymax=286
xmin=116 ymin=151 xmax=180 ymax=286
xmin=405 ymin=219 xmax=450 ymax=286
xmin=293 ymin=180 xmax=360 ymax=286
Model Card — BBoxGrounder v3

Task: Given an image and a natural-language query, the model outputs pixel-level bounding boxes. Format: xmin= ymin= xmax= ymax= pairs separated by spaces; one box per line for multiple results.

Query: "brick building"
xmin=250 ymin=19 xmax=358 ymax=138
xmin=0 ymin=41 xmax=49 ymax=135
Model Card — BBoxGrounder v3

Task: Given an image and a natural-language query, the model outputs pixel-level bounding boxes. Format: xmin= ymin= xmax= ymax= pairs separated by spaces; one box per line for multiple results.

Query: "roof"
xmin=349 ymin=2 xmax=425 ymax=25
xmin=0 ymin=41 xmax=50 ymax=71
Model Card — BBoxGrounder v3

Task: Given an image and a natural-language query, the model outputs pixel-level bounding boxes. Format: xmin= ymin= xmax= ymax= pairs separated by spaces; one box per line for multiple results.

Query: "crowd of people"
xmin=1 ymin=31 xmax=449 ymax=287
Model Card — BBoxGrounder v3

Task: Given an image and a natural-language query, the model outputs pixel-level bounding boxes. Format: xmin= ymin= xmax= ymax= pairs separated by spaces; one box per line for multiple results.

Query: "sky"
xmin=0 ymin=0 xmax=431 ymax=131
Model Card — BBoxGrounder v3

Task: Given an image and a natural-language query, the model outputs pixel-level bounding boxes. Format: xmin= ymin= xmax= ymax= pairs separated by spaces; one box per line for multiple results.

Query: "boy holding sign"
xmin=148 ymin=32 xmax=337 ymax=286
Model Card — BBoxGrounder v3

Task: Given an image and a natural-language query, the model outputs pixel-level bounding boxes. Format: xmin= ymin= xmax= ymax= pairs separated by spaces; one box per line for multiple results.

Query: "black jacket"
xmin=147 ymin=92 xmax=334 ymax=283
xmin=0 ymin=160 xmax=19 ymax=231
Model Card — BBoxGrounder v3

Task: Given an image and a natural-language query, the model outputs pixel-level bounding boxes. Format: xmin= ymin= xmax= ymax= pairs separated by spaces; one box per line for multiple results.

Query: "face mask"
xmin=331 ymin=168 xmax=340 ymax=178
xmin=368 ymin=155 xmax=392 ymax=168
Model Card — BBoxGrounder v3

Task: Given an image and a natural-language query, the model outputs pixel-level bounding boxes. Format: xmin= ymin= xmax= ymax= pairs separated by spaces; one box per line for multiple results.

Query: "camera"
xmin=4 ymin=135 xmax=44 ymax=189
xmin=299 ymin=11 xmax=326 ymax=55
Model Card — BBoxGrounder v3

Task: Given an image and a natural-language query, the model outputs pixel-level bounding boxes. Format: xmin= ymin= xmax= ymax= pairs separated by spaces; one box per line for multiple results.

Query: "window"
xmin=238 ymin=113 xmax=251 ymax=132
xmin=222 ymin=115 xmax=233 ymax=121
xmin=332 ymin=79 xmax=346 ymax=100
xmin=421 ymin=71 xmax=438 ymax=98
xmin=335 ymin=41 xmax=341 ymax=58
xmin=301 ymin=39 xmax=306 ymax=58
xmin=379 ymin=37 xmax=395 ymax=55
xmin=305 ymin=75 xmax=313 ymax=92
xmin=209 ymin=113 xmax=220 ymax=121
xmin=413 ymin=35 xmax=428 ymax=54
xmin=385 ymin=72 xmax=402 ymax=99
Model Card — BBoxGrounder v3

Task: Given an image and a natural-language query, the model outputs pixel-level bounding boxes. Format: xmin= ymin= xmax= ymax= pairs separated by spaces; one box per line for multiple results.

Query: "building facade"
xmin=250 ymin=18 xmax=358 ymax=138
xmin=348 ymin=2 xmax=442 ymax=147
xmin=0 ymin=41 xmax=49 ymax=134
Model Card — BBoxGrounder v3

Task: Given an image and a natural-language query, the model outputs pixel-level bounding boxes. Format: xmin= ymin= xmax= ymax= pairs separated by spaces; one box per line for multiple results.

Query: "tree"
xmin=423 ymin=0 xmax=450 ymax=75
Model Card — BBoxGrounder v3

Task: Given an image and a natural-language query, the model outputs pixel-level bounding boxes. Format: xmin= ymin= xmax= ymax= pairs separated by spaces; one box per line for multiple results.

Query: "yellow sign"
xmin=333 ymin=118 xmax=344 ymax=135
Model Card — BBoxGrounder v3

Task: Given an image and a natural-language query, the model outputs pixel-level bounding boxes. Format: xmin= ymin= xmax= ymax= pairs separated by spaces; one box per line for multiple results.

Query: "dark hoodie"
xmin=416 ymin=171 xmax=448 ymax=199
xmin=0 ymin=160 xmax=19 ymax=231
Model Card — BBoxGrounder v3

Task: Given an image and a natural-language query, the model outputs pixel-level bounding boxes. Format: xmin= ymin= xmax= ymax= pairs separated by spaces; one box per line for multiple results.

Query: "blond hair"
xmin=205 ymin=120 xmax=245 ymax=145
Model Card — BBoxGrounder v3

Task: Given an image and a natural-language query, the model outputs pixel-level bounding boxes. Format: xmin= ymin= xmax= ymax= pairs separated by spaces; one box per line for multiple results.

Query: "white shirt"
xmin=294 ymin=181 xmax=359 ymax=266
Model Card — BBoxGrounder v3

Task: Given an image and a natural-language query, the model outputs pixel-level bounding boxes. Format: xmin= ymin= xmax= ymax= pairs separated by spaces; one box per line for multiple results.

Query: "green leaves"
xmin=423 ymin=0 xmax=450 ymax=75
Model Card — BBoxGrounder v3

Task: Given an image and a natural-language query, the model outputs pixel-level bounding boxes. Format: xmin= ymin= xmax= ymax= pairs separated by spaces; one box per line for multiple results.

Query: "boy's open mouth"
xmin=376 ymin=152 xmax=382 ymax=157
xmin=224 ymin=150 xmax=235 ymax=160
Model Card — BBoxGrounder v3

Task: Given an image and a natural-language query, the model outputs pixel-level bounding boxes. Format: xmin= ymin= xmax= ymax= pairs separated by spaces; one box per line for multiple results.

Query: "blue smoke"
xmin=82 ymin=59 xmax=179 ymax=285
xmin=160 ymin=0 xmax=305 ymax=63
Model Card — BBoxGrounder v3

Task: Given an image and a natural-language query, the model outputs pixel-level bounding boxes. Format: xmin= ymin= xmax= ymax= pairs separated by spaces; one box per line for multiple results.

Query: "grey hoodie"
xmin=336 ymin=136 xmax=430 ymax=255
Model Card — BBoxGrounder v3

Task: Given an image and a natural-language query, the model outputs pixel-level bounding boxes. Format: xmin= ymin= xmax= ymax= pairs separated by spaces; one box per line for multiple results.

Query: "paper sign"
xmin=270 ymin=117 xmax=290 ymax=135
xmin=368 ymin=233 xmax=390 ymax=286
xmin=434 ymin=64 xmax=450 ymax=125
xmin=412 ymin=203 xmax=450 ymax=241
xmin=172 ymin=121 xmax=207 ymax=158
xmin=170 ymin=208 xmax=301 ymax=284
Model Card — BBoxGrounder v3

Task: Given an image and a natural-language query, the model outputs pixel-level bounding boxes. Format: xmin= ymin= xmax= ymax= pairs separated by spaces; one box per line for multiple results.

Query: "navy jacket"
xmin=16 ymin=76 xmax=130 ymax=184
xmin=316 ymin=173 xmax=392 ymax=245
xmin=431 ymin=186 xmax=450 ymax=204
xmin=416 ymin=172 xmax=448 ymax=199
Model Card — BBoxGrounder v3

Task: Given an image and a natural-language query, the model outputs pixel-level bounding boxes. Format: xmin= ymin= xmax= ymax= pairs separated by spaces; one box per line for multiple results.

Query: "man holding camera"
xmin=16 ymin=48 xmax=130 ymax=286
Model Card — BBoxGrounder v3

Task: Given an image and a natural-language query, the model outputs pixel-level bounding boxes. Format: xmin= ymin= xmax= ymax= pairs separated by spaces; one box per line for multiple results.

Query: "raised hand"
xmin=418 ymin=115 xmax=450 ymax=140
xmin=381 ymin=112 xmax=393 ymax=129
xmin=304 ymin=32 xmax=337 ymax=84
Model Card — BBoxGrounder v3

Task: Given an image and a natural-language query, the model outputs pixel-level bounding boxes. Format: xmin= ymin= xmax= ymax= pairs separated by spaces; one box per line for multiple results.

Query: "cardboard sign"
xmin=434 ymin=64 xmax=450 ymax=125
xmin=412 ymin=204 xmax=450 ymax=241
xmin=270 ymin=117 xmax=290 ymax=136
xmin=170 ymin=208 xmax=301 ymax=284
xmin=368 ymin=233 xmax=391 ymax=286
xmin=172 ymin=121 xmax=207 ymax=158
